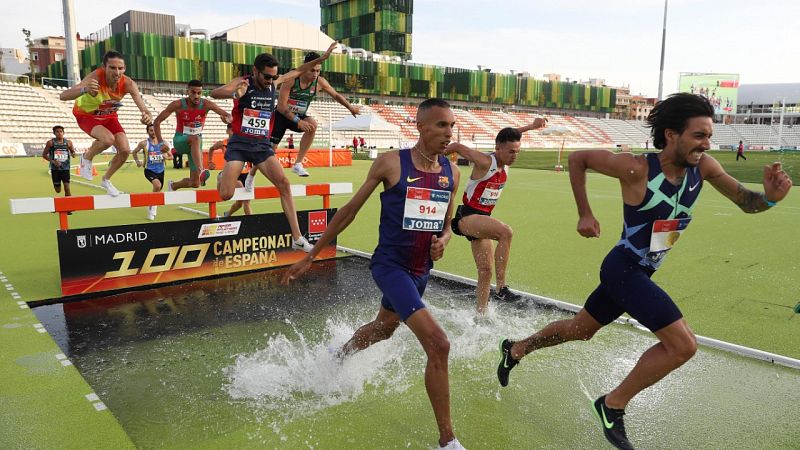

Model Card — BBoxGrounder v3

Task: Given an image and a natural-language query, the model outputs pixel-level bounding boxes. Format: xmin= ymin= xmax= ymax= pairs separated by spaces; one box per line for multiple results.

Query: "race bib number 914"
xmin=403 ymin=187 xmax=451 ymax=232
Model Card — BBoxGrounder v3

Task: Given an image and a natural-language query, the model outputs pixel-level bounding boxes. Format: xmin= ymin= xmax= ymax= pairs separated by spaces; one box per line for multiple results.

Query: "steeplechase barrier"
xmin=9 ymin=183 xmax=352 ymax=230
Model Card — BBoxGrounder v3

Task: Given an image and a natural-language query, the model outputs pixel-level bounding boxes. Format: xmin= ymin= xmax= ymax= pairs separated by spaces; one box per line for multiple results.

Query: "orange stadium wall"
xmin=203 ymin=148 xmax=352 ymax=169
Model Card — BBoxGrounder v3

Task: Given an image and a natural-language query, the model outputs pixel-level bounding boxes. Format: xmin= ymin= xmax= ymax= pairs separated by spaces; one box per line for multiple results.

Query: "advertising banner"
xmin=56 ymin=209 xmax=337 ymax=296
xmin=678 ymin=72 xmax=739 ymax=115
xmin=0 ymin=142 xmax=26 ymax=157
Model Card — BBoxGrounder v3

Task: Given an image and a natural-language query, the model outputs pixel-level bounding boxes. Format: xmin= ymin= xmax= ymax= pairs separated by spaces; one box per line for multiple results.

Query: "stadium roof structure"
xmin=212 ymin=18 xmax=337 ymax=55
xmin=738 ymin=83 xmax=800 ymax=105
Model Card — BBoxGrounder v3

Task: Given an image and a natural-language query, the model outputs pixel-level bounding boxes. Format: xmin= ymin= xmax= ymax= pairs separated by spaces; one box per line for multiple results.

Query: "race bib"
xmin=646 ymin=218 xmax=691 ymax=264
xmin=479 ymin=182 xmax=504 ymax=206
xmin=54 ymin=150 xmax=69 ymax=162
xmin=403 ymin=187 xmax=451 ymax=232
xmin=148 ymin=152 xmax=163 ymax=162
xmin=241 ymin=109 xmax=271 ymax=137
xmin=183 ymin=124 xmax=202 ymax=135
xmin=96 ymin=100 xmax=123 ymax=116
xmin=288 ymin=98 xmax=309 ymax=116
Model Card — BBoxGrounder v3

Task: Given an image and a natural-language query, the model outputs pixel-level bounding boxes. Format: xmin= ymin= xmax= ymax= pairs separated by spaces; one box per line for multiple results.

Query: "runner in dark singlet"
xmin=283 ymin=99 xmax=466 ymax=450
xmin=496 ymin=94 xmax=792 ymax=450
xmin=42 ymin=125 xmax=76 ymax=200
xmin=210 ymin=42 xmax=337 ymax=252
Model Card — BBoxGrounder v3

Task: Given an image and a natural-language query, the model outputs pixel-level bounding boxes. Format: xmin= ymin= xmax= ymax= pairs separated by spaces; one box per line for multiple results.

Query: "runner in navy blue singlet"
xmin=210 ymin=42 xmax=337 ymax=253
xmin=495 ymin=94 xmax=792 ymax=450
xmin=283 ymin=99 xmax=466 ymax=450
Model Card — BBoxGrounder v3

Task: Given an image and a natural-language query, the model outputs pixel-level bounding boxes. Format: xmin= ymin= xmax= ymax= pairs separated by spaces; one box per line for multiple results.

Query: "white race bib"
xmin=288 ymin=99 xmax=309 ymax=116
xmin=149 ymin=152 xmax=163 ymax=162
xmin=479 ymin=182 xmax=504 ymax=206
xmin=54 ymin=150 xmax=69 ymax=162
xmin=403 ymin=187 xmax=451 ymax=232
xmin=241 ymin=108 xmax=271 ymax=137
xmin=183 ymin=124 xmax=202 ymax=135
xmin=646 ymin=218 xmax=691 ymax=264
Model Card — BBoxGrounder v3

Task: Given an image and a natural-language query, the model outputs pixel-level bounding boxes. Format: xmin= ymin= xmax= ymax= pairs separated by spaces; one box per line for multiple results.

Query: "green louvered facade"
xmin=47 ymin=32 xmax=616 ymax=113
xmin=321 ymin=0 xmax=413 ymax=59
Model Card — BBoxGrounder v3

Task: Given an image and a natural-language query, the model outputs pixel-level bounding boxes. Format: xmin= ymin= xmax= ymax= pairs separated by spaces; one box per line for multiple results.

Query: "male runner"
xmin=447 ymin=118 xmax=547 ymax=313
xmin=283 ymin=99 xmax=465 ymax=450
xmin=42 ymin=125 xmax=76 ymax=200
xmin=210 ymin=42 xmax=338 ymax=252
xmin=244 ymin=51 xmax=360 ymax=183
xmin=59 ymin=50 xmax=152 ymax=196
xmin=496 ymin=93 xmax=793 ymax=449
xmin=132 ymin=124 xmax=172 ymax=220
xmin=153 ymin=79 xmax=231 ymax=191
xmin=208 ymin=125 xmax=252 ymax=217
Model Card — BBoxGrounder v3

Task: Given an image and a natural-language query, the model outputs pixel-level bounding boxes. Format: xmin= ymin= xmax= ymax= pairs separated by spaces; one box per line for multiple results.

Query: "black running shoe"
xmin=493 ymin=286 xmax=522 ymax=302
xmin=592 ymin=395 xmax=634 ymax=450
xmin=497 ymin=339 xmax=519 ymax=387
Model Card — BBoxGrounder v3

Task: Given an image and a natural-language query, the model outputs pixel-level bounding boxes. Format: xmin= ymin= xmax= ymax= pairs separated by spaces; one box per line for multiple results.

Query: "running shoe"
xmin=167 ymin=180 xmax=174 ymax=192
xmin=222 ymin=211 xmax=230 ymax=218
xmin=292 ymin=236 xmax=314 ymax=252
xmin=147 ymin=206 xmax=155 ymax=221
xmin=199 ymin=169 xmax=210 ymax=186
xmin=292 ymin=163 xmax=310 ymax=177
xmin=493 ymin=286 xmax=522 ymax=303
xmin=100 ymin=178 xmax=120 ymax=197
xmin=440 ymin=438 xmax=466 ymax=449
xmin=244 ymin=172 xmax=255 ymax=192
xmin=592 ymin=396 xmax=634 ymax=450
xmin=152 ymin=205 xmax=158 ymax=217
xmin=79 ymin=154 xmax=93 ymax=180
xmin=497 ymin=339 xmax=519 ymax=387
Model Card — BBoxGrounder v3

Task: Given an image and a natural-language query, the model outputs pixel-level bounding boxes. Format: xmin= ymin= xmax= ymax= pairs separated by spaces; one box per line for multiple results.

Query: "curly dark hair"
xmin=647 ymin=93 xmax=714 ymax=149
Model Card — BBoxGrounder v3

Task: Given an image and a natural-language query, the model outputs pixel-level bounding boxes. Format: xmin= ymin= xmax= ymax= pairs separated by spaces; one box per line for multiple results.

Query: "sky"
xmin=2 ymin=0 xmax=799 ymax=98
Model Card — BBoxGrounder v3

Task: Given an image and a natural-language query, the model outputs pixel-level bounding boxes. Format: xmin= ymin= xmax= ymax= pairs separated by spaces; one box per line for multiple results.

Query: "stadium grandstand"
xmin=1 ymin=8 xmax=798 ymax=153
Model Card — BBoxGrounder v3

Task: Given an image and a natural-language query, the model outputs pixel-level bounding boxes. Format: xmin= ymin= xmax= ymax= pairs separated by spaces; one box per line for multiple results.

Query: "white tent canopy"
xmin=330 ymin=114 xmax=400 ymax=131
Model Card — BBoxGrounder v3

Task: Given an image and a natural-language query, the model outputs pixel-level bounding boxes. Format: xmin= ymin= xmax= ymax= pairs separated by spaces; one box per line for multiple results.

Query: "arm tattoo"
xmin=734 ymin=183 xmax=767 ymax=213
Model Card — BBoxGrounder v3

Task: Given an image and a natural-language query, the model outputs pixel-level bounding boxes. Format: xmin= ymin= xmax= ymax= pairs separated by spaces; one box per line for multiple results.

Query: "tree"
xmin=22 ymin=28 xmax=35 ymax=84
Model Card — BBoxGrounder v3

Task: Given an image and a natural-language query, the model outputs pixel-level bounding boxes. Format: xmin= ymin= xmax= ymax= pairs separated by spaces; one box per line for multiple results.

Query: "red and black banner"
xmin=56 ymin=209 xmax=337 ymax=296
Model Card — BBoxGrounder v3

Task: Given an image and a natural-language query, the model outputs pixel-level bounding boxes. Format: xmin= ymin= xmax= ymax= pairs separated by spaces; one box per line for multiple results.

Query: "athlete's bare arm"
xmin=700 ymin=154 xmax=792 ymax=213
xmin=152 ymin=100 xmax=181 ymax=150
xmin=276 ymin=81 xmax=295 ymax=119
xmin=67 ymin=140 xmax=76 ymax=157
xmin=124 ymin=77 xmax=152 ymax=125
xmin=41 ymin=140 xmax=53 ymax=161
xmin=204 ymin=99 xmax=232 ymax=124
xmin=431 ymin=160 xmax=460 ymax=261
xmin=282 ymin=151 xmax=398 ymax=284
xmin=210 ymin=77 xmax=248 ymax=99
xmin=59 ymin=72 xmax=99 ymax=101
xmin=568 ymin=150 xmax=647 ymax=238
xmin=131 ymin=140 xmax=148 ymax=167
xmin=274 ymin=42 xmax=337 ymax=87
xmin=445 ymin=142 xmax=493 ymax=175
xmin=318 ymin=76 xmax=360 ymax=117
xmin=516 ymin=117 xmax=548 ymax=133
xmin=207 ymin=140 xmax=225 ymax=170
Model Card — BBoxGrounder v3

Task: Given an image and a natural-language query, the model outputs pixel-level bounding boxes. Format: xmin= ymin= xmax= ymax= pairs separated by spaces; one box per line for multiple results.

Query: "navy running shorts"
xmin=371 ymin=263 xmax=429 ymax=322
xmin=144 ymin=168 xmax=164 ymax=185
xmin=584 ymin=246 xmax=683 ymax=332
xmin=225 ymin=135 xmax=274 ymax=166
xmin=51 ymin=169 xmax=70 ymax=186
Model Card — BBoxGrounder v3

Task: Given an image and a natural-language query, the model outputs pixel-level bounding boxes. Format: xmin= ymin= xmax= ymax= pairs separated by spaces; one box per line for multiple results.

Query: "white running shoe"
xmin=440 ymin=438 xmax=466 ymax=450
xmin=292 ymin=163 xmax=310 ymax=177
xmin=151 ymin=205 xmax=158 ymax=216
xmin=167 ymin=180 xmax=174 ymax=192
xmin=80 ymin=154 xmax=93 ymax=180
xmin=244 ymin=172 xmax=255 ymax=192
xmin=292 ymin=236 xmax=314 ymax=252
xmin=101 ymin=178 xmax=120 ymax=197
xmin=146 ymin=206 xmax=155 ymax=221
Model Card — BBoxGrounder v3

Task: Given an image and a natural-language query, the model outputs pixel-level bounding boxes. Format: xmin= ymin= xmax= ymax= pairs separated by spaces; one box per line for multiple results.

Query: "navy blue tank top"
xmin=231 ymin=75 xmax=275 ymax=140
xmin=372 ymin=149 xmax=456 ymax=275
xmin=616 ymin=153 xmax=703 ymax=270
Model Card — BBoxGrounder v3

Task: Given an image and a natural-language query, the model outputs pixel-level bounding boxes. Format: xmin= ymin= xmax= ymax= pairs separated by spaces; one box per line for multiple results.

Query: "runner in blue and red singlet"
xmin=282 ymin=99 xmax=466 ymax=450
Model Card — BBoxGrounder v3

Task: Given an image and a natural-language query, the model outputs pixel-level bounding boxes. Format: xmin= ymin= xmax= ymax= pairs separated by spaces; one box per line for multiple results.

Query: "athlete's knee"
xmin=499 ymin=224 xmax=513 ymax=241
xmin=97 ymin=135 xmax=115 ymax=148
xmin=667 ymin=332 xmax=697 ymax=363
xmin=274 ymin=175 xmax=291 ymax=192
xmin=54 ymin=185 xmax=62 ymax=193
xmin=424 ymin=330 xmax=451 ymax=362
xmin=373 ymin=320 xmax=398 ymax=341
xmin=152 ymin=180 xmax=162 ymax=191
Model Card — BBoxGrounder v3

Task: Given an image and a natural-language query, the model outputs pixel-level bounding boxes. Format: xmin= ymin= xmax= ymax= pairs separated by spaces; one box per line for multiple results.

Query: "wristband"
xmin=232 ymin=91 xmax=239 ymax=100
xmin=292 ymin=115 xmax=300 ymax=124
xmin=79 ymin=87 xmax=88 ymax=95
xmin=765 ymin=198 xmax=778 ymax=207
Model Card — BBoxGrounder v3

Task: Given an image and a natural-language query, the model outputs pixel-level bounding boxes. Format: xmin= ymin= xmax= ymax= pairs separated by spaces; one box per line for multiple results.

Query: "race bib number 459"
xmin=241 ymin=109 xmax=271 ymax=137
xmin=403 ymin=187 xmax=451 ymax=232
